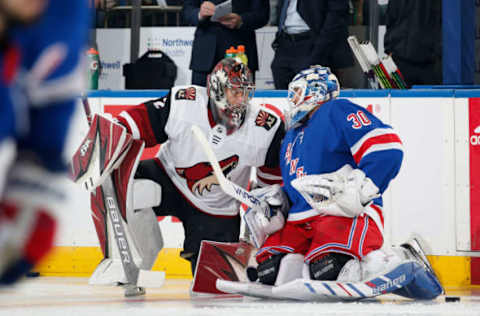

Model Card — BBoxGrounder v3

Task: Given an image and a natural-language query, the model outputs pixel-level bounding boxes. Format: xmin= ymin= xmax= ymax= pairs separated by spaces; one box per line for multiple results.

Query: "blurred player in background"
xmin=0 ymin=0 xmax=90 ymax=285
xmin=251 ymin=65 xmax=443 ymax=300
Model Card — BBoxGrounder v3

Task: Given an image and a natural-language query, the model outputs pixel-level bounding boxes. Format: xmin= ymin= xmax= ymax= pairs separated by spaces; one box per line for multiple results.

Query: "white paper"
xmin=210 ymin=0 xmax=232 ymax=22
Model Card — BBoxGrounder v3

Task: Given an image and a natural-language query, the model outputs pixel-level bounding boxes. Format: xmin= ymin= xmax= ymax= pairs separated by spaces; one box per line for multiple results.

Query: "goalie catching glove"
xmin=243 ymin=184 xmax=289 ymax=248
xmin=291 ymin=164 xmax=380 ymax=217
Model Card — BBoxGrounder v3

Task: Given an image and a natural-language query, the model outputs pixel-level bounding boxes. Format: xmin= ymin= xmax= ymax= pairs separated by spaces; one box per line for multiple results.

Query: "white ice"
xmin=0 ymin=277 xmax=478 ymax=316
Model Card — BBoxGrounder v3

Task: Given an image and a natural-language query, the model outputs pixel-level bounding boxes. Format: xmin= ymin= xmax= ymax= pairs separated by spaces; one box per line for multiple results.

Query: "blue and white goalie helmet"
xmin=285 ymin=65 xmax=340 ymax=129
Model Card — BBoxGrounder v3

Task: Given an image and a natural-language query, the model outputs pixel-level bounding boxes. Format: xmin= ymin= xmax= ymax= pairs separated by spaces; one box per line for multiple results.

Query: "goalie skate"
xmin=217 ymin=260 xmax=418 ymax=301
xmin=400 ymin=236 xmax=438 ymax=279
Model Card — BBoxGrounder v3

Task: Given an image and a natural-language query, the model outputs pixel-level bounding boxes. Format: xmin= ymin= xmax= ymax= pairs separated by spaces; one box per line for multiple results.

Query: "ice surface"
xmin=0 ymin=277 xmax=478 ymax=316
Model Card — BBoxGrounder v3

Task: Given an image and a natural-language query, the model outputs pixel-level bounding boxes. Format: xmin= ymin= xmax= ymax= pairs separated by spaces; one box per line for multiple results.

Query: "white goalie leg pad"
xmin=335 ymin=249 xmax=405 ymax=283
xmin=89 ymin=210 xmax=162 ymax=286
xmin=127 ymin=179 xmax=163 ymax=270
xmin=89 ymin=212 xmax=133 ymax=285
xmin=336 ymin=258 xmax=362 ymax=282
xmin=131 ymin=179 xmax=162 ymax=210
xmin=274 ymin=253 xmax=304 ymax=286
xmin=358 ymin=249 xmax=403 ymax=282
xmin=89 ymin=179 xmax=163 ymax=285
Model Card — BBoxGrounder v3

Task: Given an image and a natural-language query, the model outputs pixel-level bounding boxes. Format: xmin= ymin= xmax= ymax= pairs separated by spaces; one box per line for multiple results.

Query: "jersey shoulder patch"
xmin=175 ymin=86 xmax=197 ymax=101
xmin=255 ymin=109 xmax=279 ymax=131
xmin=252 ymin=104 xmax=283 ymax=131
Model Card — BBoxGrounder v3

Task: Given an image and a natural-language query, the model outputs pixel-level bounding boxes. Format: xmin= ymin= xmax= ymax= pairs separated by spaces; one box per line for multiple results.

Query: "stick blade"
xmin=216 ymin=280 xmax=281 ymax=299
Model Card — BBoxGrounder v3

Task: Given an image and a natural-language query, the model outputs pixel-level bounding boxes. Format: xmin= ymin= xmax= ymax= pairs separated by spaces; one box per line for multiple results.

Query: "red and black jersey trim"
xmin=144 ymin=93 xmax=172 ymax=144
xmin=264 ymin=121 xmax=286 ymax=168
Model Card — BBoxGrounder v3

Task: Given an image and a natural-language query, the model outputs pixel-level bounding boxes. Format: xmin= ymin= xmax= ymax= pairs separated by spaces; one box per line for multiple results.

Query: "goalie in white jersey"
xmin=74 ymin=58 xmax=285 ymax=283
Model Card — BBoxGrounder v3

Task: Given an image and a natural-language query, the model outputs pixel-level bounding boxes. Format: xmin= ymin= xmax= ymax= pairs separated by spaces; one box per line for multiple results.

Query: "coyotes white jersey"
xmin=117 ymin=85 xmax=284 ymax=216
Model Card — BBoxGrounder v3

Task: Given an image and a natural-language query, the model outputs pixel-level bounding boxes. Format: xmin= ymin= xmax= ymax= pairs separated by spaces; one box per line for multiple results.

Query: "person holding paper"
xmin=270 ymin=0 xmax=354 ymax=90
xmin=183 ymin=0 xmax=270 ymax=86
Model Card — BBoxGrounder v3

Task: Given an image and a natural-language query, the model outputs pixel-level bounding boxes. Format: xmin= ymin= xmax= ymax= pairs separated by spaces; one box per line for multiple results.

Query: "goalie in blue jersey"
xmin=244 ymin=65 xmax=443 ymax=300
xmin=0 ymin=0 xmax=90 ymax=285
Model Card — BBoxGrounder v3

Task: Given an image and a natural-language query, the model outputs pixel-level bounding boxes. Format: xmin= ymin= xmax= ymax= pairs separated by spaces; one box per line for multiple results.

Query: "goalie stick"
xmin=216 ymin=260 xmax=418 ymax=301
xmin=191 ymin=125 xmax=269 ymax=248
xmin=79 ymin=98 xmax=165 ymax=297
xmin=347 ymin=36 xmax=379 ymax=89
xmin=348 ymin=36 xmax=407 ymax=90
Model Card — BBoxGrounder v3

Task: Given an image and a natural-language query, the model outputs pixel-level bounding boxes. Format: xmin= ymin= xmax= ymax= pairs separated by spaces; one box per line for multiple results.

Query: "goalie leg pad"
xmin=127 ymin=207 xmax=163 ymax=270
xmin=308 ymin=253 xmax=352 ymax=281
xmin=392 ymin=238 xmax=443 ymax=300
xmin=393 ymin=264 xmax=443 ymax=300
xmin=127 ymin=179 xmax=163 ymax=270
xmin=275 ymin=253 xmax=304 ymax=285
xmin=89 ymin=205 xmax=163 ymax=285
xmin=131 ymin=179 xmax=162 ymax=210
xmin=257 ymin=253 xmax=286 ymax=285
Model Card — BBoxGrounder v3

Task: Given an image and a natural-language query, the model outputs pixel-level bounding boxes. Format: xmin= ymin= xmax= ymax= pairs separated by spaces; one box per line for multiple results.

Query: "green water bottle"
xmin=87 ymin=47 xmax=100 ymax=90
xmin=225 ymin=46 xmax=236 ymax=59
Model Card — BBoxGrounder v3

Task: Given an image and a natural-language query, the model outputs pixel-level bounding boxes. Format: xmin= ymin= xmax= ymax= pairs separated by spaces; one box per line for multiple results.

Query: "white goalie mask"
xmin=207 ymin=58 xmax=255 ymax=135
xmin=285 ymin=65 xmax=340 ymax=129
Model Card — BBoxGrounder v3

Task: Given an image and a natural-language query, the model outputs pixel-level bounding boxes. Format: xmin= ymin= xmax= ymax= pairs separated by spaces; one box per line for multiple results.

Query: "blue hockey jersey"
xmin=5 ymin=0 xmax=91 ymax=172
xmin=280 ymin=98 xmax=403 ymax=223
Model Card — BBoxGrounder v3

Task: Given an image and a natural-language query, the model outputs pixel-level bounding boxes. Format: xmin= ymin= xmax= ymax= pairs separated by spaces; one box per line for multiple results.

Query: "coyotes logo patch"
xmin=175 ymin=87 xmax=196 ymax=100
xmin=255 ymin=110 xmax=277 ymax=130
xmin=176 ymin=155 xmax=239 ymax=195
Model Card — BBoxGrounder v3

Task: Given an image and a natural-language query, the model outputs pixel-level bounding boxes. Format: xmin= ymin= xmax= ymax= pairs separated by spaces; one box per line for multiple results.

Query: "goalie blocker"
xmin=71 ymin=114 xmax=164 ymax=289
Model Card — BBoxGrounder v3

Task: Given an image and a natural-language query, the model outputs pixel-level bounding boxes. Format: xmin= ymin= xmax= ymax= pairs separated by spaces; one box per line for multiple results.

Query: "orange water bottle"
xmin=236 ymin=45 xmax=248 ymax=66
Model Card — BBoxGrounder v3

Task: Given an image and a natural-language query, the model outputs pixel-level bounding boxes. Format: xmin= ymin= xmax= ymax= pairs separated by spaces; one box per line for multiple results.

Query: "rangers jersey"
xmin=8 ymin=0 xmax=91 ymax=172
xmin=117 ymin=85 xmax=284 ymax=216
xmin=281 ymin=98 xmax=403 ymax=224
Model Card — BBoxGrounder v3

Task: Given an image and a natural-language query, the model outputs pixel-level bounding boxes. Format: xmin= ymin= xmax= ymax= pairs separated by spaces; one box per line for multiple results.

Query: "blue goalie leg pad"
xmin=393 ymin=262 xmax=443 ymax=300
xmin=366 ymin=261 xmax=415 ymax=296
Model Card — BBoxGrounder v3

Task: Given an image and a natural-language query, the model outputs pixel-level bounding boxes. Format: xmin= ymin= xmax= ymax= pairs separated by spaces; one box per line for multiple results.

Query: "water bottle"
xmin=236 ymin=45 xmax=248 ymax=66
xmin=225 ymin=46 xmax=237 ymax=59
xmin=87 ymin=47 xmax=100 ymax=90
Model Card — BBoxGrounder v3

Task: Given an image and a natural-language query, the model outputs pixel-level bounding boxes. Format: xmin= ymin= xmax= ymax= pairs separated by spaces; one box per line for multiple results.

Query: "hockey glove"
xmin=291 ymin=164 xmax=379 ymax=217
xmin=243 ymin=184 xmax=289 ymax=247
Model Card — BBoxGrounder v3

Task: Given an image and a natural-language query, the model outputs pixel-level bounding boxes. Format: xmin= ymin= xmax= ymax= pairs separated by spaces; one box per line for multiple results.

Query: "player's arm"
xmin=236 ymin=0 xmax=270 ymax=30
xmin=339 ymin=103 xmax=404 ymax=194
xmin=257 ymin=120 xmax=285 ymax=187
xmin=292 ymin=101 xmax=403 ymax=218
xmin=182 ymin=0 xmax=206 ymax=26
xmin=18 ymin=0 xmax=89 ymax=109
xmin=116 ymin=94 xmax=172 ymax=148
xmin=245 ymin=120 xmax=288 ymax=245
xmin=331 ymin=101 xmax=403 ymax=216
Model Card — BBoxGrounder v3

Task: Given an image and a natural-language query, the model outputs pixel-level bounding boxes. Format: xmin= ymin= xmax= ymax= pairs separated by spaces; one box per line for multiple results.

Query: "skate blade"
xmin=124 ymin=284 xmax=146 ymax=297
